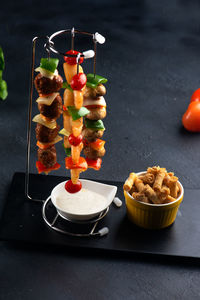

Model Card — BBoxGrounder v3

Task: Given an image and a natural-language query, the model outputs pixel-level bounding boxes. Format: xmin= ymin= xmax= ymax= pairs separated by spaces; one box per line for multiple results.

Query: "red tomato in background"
xmin=182 ymin=101 xmax=200 ymax=131
xmin=190 ymin=88 xmax=200 ymax=103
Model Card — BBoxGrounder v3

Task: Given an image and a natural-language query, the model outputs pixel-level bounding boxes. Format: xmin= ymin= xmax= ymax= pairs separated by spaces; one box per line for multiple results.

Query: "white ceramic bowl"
xmin=51 ymin=179 xmax=117 ymax=221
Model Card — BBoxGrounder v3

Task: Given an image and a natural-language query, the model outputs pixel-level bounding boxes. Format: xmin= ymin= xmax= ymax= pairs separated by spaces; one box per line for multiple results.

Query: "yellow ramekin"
xmin=124 ymin=172 xmax=184 ymax=230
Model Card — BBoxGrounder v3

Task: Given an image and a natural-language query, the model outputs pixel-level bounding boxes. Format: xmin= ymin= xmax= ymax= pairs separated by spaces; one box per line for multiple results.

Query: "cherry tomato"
xmin=70 ymin=73 xmax=87 ymax=90
xmin=190 ymin=88 xmax=200 ymax=103
xmin=182 ymin=101 xmax=200 ymax=131
xmin=64 ymin=50 xmax=84 ymax=65
xmin=65 ymin=179 xmax=82 ymax=193
xmin=68 ymin=134 xmax=83 ymax=146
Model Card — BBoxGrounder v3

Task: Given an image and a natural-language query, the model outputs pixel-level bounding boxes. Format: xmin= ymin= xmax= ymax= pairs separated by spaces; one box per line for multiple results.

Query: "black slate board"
xmin=0 ymin=172 xmax=200 ymax=259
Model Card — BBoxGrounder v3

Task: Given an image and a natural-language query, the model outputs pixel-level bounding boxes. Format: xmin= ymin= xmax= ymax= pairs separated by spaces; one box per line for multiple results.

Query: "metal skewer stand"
xmin=25 ymin=28 xmax=111 ymax=237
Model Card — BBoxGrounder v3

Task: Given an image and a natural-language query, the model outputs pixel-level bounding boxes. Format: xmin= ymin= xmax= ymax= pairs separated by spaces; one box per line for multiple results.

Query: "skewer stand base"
xmin=1 ymin=172 xmax=200 ymax=261
xmin=42 ymin=196 xmax=110 ymax=237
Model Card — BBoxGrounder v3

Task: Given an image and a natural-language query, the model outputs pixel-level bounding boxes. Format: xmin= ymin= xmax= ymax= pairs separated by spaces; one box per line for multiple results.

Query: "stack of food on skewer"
xmin=83 ymin=73 xmax=107 ymax=170
xmin=61 ymin=50 xmax=89 ymax=193
xmin=33 ymin=58 xmax=63 ymax=174
xmin=60 ymin=48 xmax=108 ymax=193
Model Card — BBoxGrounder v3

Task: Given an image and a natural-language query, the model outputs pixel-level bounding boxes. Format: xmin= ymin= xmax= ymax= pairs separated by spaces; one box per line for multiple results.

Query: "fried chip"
xmin=123 ymin=172 xmax=137 ymax=191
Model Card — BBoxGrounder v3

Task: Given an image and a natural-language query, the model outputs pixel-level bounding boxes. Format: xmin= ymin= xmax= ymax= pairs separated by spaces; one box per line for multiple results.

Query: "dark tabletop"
xmin=1 ymin=0 xmax=200 ymax=299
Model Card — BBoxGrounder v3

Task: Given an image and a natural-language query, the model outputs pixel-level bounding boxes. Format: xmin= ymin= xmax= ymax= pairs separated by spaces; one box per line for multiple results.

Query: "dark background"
xmin=1 ymin=0 xmax=200 ymax=299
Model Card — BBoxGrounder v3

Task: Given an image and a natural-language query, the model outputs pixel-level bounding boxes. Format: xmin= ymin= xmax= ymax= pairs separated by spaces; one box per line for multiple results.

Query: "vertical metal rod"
xmin=25 ymin=37 xmax=38 ymax=200
xmin=93 ymin=40 xmax=97 ymax=78
xmin=71 ymin=27 xmax=75 ymax=50
xmin=25 ymin=35 xmax=50 ymax=202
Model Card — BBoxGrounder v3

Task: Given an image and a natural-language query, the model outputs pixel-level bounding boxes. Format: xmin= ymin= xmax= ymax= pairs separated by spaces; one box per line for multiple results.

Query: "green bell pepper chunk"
xmin=40 ymin=58 xmax=59 ymax=73
xmin=62 ymin=81 xmax=73 ymax=92
xmin=86 ymin=73 xmax=108 ymax=89
xmin=67 ymin=106 xmax=90 ymax=121
xmin=63 ymin=144 xmax=71 ymax=157
xmin=0 ymin=47 xmax=5 ymax=71
xmin=84 ymin=118 xmax=105 ymax=130
xmin=0 ymin=80 xmax=8 ymax=100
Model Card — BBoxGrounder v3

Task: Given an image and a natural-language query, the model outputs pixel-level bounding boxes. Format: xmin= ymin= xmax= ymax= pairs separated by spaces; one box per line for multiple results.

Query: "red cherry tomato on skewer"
xmin=64 ymin=50 xmax=84 ymax=65
xmin=70 ymin=73 xmax=87 ymax=90
xmin=69 ymin=134 xmax=83 ymax=146
xmin=65 ymin=179 xmax=82 ymax=193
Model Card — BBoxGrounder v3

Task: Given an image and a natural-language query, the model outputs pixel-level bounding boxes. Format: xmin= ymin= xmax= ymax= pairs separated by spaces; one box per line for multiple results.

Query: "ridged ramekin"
xmin=124 ymin=172 xmax=184 ymax=229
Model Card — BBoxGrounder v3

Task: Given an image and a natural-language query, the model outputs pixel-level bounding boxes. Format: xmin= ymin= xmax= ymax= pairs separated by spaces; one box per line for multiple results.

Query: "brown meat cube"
xmin=82 ymin=128 xmax=104 ymax=142
xmin=84 ymin=84 xmax=106 ymax=99
xmin=38 ymin=95 xmax=62 ymax=119
xmin=34 ymin=73 xmax=63 ymax=94
xmin=35 ymin=123 xmax=60 ymax=143
xmin=84 ymin=145 xmax=105 ymax=159
xmin=86 ymin=107 xmax=106 ymax=120
xmin=38 ymin=145 xmax=57 ymax=168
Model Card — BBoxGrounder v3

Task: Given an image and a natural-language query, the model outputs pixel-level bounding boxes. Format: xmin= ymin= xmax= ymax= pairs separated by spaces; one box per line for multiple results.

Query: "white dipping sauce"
xmin=55 ymin=188 xmax=107 ymax=215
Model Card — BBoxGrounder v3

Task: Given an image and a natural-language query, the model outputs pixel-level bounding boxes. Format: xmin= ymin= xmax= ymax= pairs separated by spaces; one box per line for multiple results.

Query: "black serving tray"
xmin=0 ymin=172 xmax=200 ymax=259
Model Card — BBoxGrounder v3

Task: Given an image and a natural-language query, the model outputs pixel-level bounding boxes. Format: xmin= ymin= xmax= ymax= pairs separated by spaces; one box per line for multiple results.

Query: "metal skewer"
xmin=93 ymin=38 xmax=97 ymax=77
xmin=25 ymin=35 xmax=50 ymax=202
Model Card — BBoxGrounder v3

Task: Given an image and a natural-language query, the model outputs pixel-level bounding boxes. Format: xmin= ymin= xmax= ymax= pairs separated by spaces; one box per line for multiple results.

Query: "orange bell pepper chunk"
xmin=36 ymin=140 xmax=52 ymax=150
xmin=86 ymin=158 xmax=102 ymax=170
xmin=36 ymin=161 xmax=61 ymax=174
xmin=89 ymin=139 xmax=105 ymax=150
xmin=65 ymin=156 xmax=88 ymax=170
